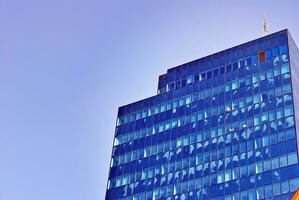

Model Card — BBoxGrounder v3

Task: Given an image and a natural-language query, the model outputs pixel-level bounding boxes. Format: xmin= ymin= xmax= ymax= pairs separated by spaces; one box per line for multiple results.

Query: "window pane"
xmin=288 ymin=152 xmax=298 ymax=165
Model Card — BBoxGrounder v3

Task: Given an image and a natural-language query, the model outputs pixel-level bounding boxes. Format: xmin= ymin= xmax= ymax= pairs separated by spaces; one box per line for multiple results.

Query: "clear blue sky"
xmin=1 ymin=0 xmax=298 ymax=199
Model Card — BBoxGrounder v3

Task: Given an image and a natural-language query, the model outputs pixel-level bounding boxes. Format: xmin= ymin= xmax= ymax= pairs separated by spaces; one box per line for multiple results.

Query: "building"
xmin=106 ymin=29 xmax=299 ymax=200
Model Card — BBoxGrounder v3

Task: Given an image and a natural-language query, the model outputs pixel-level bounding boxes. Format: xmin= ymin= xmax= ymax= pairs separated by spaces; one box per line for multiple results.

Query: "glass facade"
xmin=106 ymin=29 xmax=299 ymax=200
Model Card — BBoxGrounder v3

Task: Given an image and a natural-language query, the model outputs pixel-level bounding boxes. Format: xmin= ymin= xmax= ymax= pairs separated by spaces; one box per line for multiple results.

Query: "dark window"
xmin=220 ymin=67 xmax=225 ymax=74
xmin=272 ymin=47 xmax=279 ymax=56
xmin=233 ymin=62 xmax=238 ymax=70
xmin=213 ymin=69 xmax=219 ymax=77
xmin=246 ymin=57 xmax=252 ymax=66
xmin=201 ymin=72 xmax=206 ymax=80
xmin=239 ymin=60 xmax=245 ymax=68
xmin=181 ymin=79 xmax=186 ymax=87
xmin=226 ymin=64 xmax=232 ymax=72
xmin=252 ymin=54 xmax=258 ymax=65
xmin=266 ymin=50 xmax=272 ymax=60
xmin=207 ymin=71 xmax=212 ymax=79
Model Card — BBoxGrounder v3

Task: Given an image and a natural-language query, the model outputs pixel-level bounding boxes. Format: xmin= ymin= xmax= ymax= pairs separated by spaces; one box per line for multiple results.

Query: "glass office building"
xmin=106 ymin=29 xmax=299 ymax=200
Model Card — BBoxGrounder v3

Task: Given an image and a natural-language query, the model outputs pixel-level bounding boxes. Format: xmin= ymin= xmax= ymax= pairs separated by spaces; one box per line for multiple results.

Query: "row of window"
xmin=112 ymin=127 xmax=296 ymax=168
xmin=109 ymin=150 xmax=298 ymax=190
xmin=114 ymin=111 xmax=295 ymax=161
xmin=159 ymin=50 xmax=288 ymax=94
xmin=157 ymin=44 xmax=288 ymax=93
xmin=114 ymin=92 xmax=294 ymax=147
xmin=107 ymin=169 xmax=299 ymax=200
xmin=118 ymin=63 xmax=290 ymax=127
xmin=110 ymin=135 xmax=297 ymax=184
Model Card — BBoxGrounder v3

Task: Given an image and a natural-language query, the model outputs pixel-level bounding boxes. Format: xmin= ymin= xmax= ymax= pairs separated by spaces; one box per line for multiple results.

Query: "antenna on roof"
xmin=263 ymin=18 xmax=270 ymax=36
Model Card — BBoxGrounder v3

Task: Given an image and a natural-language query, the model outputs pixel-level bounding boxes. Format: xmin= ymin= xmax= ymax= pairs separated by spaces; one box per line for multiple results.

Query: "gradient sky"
xmin=1 ymin=0 xmax=299 ymax=200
